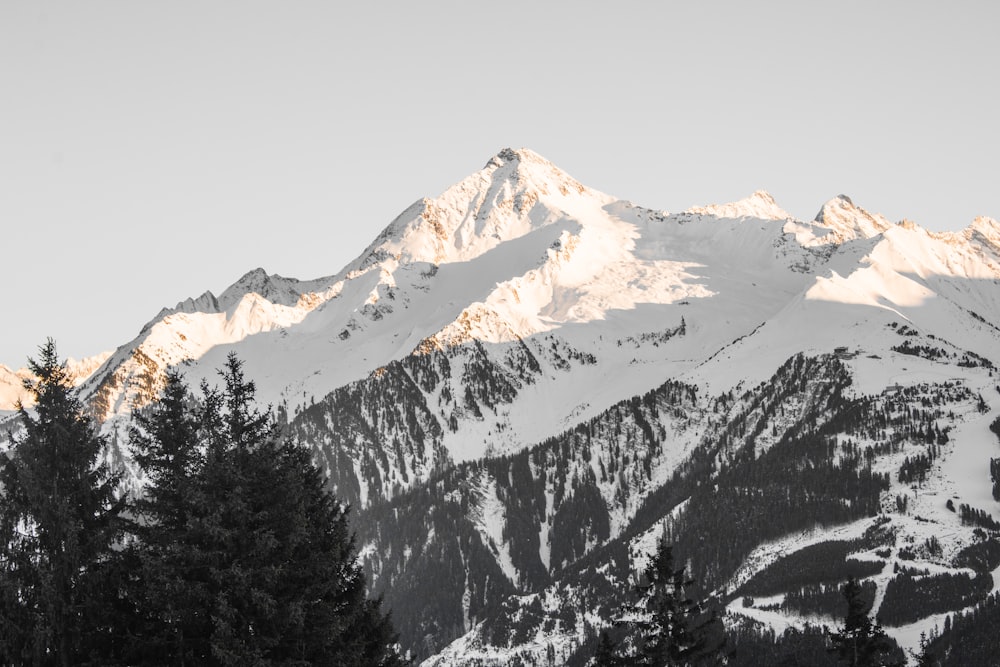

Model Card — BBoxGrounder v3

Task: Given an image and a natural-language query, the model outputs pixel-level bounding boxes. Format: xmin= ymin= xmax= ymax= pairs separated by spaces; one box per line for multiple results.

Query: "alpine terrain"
xmin=3 ymin=148 xmax=1000 ymax=665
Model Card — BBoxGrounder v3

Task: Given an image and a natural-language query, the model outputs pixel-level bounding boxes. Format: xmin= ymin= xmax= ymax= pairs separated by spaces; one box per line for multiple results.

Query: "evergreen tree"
xmin=130 ymin=355 xmax=405 ymax=665
xmin=0 ymin=340 xmax=128 ymax=665
xmin=829 ymin=578 xmax=901 ymax=667
xmin=912 ymin=632 xmax=937 ymax=667
xmin=126 ymin=371 xmax=213 ymax=664
xmin=592 ymin=630 xmax=621 ymax=667
xmin=626 ymin=534 xmax=725 ymax=666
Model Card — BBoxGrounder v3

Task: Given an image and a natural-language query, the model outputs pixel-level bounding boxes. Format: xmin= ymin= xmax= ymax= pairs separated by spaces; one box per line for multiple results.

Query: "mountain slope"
xmin=5 ymin=148 xmax=999 ymax=664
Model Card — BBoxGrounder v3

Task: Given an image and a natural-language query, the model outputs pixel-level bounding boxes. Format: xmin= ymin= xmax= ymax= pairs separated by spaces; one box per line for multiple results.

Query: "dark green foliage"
xmin=645 ymin=356 xmax=891 ymax=591
xmin=0 ymin=340 xmax=128 ymax=666
xmin=891 ymin=341 xmax=948 ymax=361
xmin=913 ymin=632 xmax=936 ymax=667
xmin=291 ymin=360 xmax=448 ymax=509
xmin=616 ymin=535 xmax=726 ymax=666
xmin=664 ymin=426 xmax=889 ymax=590
xmin=924 ymin=592 xmax=1000 ymax=666
xmin=309 ymin=352 xmax=971 ymax=663
xmin=587 ymin=635 xmax=613 ymax=667
xmin=592 ymin=630 xmax=624 ymax=667
xmin=877 ymin=570 xmax=992 ymax=627
xmin=990 ymin=412 xmax=1000 ymax=498
xmin=897 ymin=446 xmax=937 ymax=486
xmin=782 ymin=579 xmax=877 ymax=620
xmin=353 ymin=377 xmax=701 ymax=658
xmin=126 ymin=372 xmax=210 ymax=662
xmin=952 ymin=538 xmax=1000 ymax=573
xmin=549 ymin=474 xmax=610 ymax=572
xmin=739 ymin=540 xmax=887 ymax=598
xmin=358 ymin=473 xmax=516 ymax=659
xmin=726 ymin=622 xmax=839 ymax=667
xmin=957 ymin=503 xmax=1000 ymax=530
xmin=129 ymin=355 xmax=404 ymax=666
xmin=829 ymin=578 xmax=903 ymax=667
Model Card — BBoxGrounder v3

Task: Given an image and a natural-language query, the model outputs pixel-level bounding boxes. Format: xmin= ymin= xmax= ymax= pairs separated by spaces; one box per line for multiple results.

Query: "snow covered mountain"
xmin=4 ymin=148 xmax=1000 ymax=664
xmin=0 ymin=351 xmax=111 ymax=413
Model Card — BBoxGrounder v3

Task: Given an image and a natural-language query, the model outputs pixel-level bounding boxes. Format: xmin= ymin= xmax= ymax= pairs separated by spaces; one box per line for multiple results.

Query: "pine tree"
xmin=636 ymin=536 xmax=695 ymax=664
xmin=829 ymin=577 xmax=901 ymax=667
xmin=0 ymin=340 xmax=128 ymax=665
xmin=130 ymin=354 xmax=405 ymax=665
xmin=912 ymin=631 xmax=937 ymax=667
xmin=626 ymin=534 xmax=725 ymax=666
xmin=593 ymin=630 xmax=621 ymax=667
xmin=126 ymin=371 xmax=213 ymax=664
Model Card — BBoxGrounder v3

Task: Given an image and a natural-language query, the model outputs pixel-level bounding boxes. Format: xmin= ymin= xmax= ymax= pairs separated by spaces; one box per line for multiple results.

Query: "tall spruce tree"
xmin=624 ymin=534 xmax=725 ymax=666
xmin=130 ymin=354 xmax=405 ymax=666
xmin=0 ymin=340 xmax=127 ymax=666
xmin=593 ymin=630 xmax=622 ymax=667
xmin=829 ymin=578 xmax=901 ymax=667
xmin=127 ymin=371 xmax=213 ymax=664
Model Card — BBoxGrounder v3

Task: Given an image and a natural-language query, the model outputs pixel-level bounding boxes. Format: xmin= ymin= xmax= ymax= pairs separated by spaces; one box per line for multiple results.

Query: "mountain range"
xmin=2 ymin=148 xmax=999 ymax=664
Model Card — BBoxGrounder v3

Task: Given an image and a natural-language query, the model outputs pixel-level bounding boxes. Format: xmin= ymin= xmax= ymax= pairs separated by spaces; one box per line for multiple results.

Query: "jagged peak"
xmin=970 ymin=215 xmax=999 ymax=234
xmin=813 ymin=194 xmax=892 ymax=240
xmin=216 ymin=268 xmax=339 ymax=310
xmin=220 ymin=267 xmax=275 ymax=300
xmin=480 ymin=147 xmax=588 ymax=198
xmin=685 ymin=189 xmax=792 ymax=221
xmin=347 ymin=148 xmax=602 ymax=270
xmin=484 ymin=147 xmax=546 ymax=169
xmin=968 ymin=215 xmax=1000 ymax=249
xmin=484 ymin=146 xmax=522 ymax=169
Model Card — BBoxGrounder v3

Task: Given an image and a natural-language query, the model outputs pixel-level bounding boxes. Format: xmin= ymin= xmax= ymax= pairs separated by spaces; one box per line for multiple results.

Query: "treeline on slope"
xmin=953 ymin=536 xmax=1000 ymax=572
xmin=627 ymin=354 xmax=858 ymax=552
xmin=353 ymin=378 xmax=702 ymax=660
xmin=582 ymin=540 xmax=904 ymax=667
xmin=479 ymin=378 xmax=701 ymax=583
xmin=290 ymin=360 xmax=449 ymax=509
xmin=725 ymin=622 xmax=840 ymax=667
xmin=725 ymin=579 xmax=905 ymax=667
xmin=0 ymin=341 xmax=403 ymax=666
xmin=473 ymin=354 xmax=974 ymax=664
xmin=287 ymin=334 xmax=584 ymax=511
xmin=353 ymin=466 xmax=517 ymax=659
xmin=780 ymin=579 xmax=877 ymax=619
xmin=660 ymin=355 xmax=891 ymax=590
xmin=346 ymin=350 xmax=978 ymax=664
xmin=738 ymin=534 xmax=889 ymax=599
xmin=438 ymin=354 xmax=894 ymax=660
xmin=877 ymin=569 xmax=993 ymax=626
xmin=923 ymin=592 xmax=1000 ymax=667
xmin=991 ymin=412 xmax=1000 ymax=501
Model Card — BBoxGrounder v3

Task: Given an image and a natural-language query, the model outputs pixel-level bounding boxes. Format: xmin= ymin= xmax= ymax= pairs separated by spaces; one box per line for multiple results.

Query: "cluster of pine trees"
xmin=589 ymin=535 xmax=725 ymax=667
xmin=0 ymin=341 xmax=403 ymax=666
xmin=590 ymin=536 xmax=908 ymax=667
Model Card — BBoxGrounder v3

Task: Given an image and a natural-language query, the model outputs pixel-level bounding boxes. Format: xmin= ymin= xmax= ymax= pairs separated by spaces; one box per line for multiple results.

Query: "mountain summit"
xmin=2 ymin=148 xmax=999 ymax=664
xmin=813 ymin=193 xmax=893 ymax=242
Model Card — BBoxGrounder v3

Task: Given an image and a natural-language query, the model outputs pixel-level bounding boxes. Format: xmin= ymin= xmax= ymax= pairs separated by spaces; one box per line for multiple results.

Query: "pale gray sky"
xmin=2 ymin=1 xmax=998 ymax=366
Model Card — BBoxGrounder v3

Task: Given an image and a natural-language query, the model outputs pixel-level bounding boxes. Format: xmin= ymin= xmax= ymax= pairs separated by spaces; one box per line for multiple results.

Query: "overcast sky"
xmin=2 ymin=1 xmax=998 ymax=367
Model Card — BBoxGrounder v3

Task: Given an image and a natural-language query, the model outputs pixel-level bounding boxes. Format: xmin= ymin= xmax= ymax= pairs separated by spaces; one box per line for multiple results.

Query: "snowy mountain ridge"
xmin=3 ymin=148 xmax=997 ymax=422
xmin=2 ymin=148 xmax=1000 ymax=664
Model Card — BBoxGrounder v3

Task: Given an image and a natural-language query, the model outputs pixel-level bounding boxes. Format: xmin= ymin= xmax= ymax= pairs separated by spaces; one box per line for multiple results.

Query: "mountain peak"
xmin=351 ymin=148 xmax=602 ymax=269
xmin=685 ymin=189 xmax=791 ymax=221
xmin=481 ymin=147 xmax=587 ymax=197
xmin=968 ymin=215 xmax=1000 ymax=249
xmin=485 ymin=147 xmax=523 ymax=168
xmin=484 ymin=147 xmax=547 ymax=169
xmin=813 ymin=194 xmax=892 ymax=241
